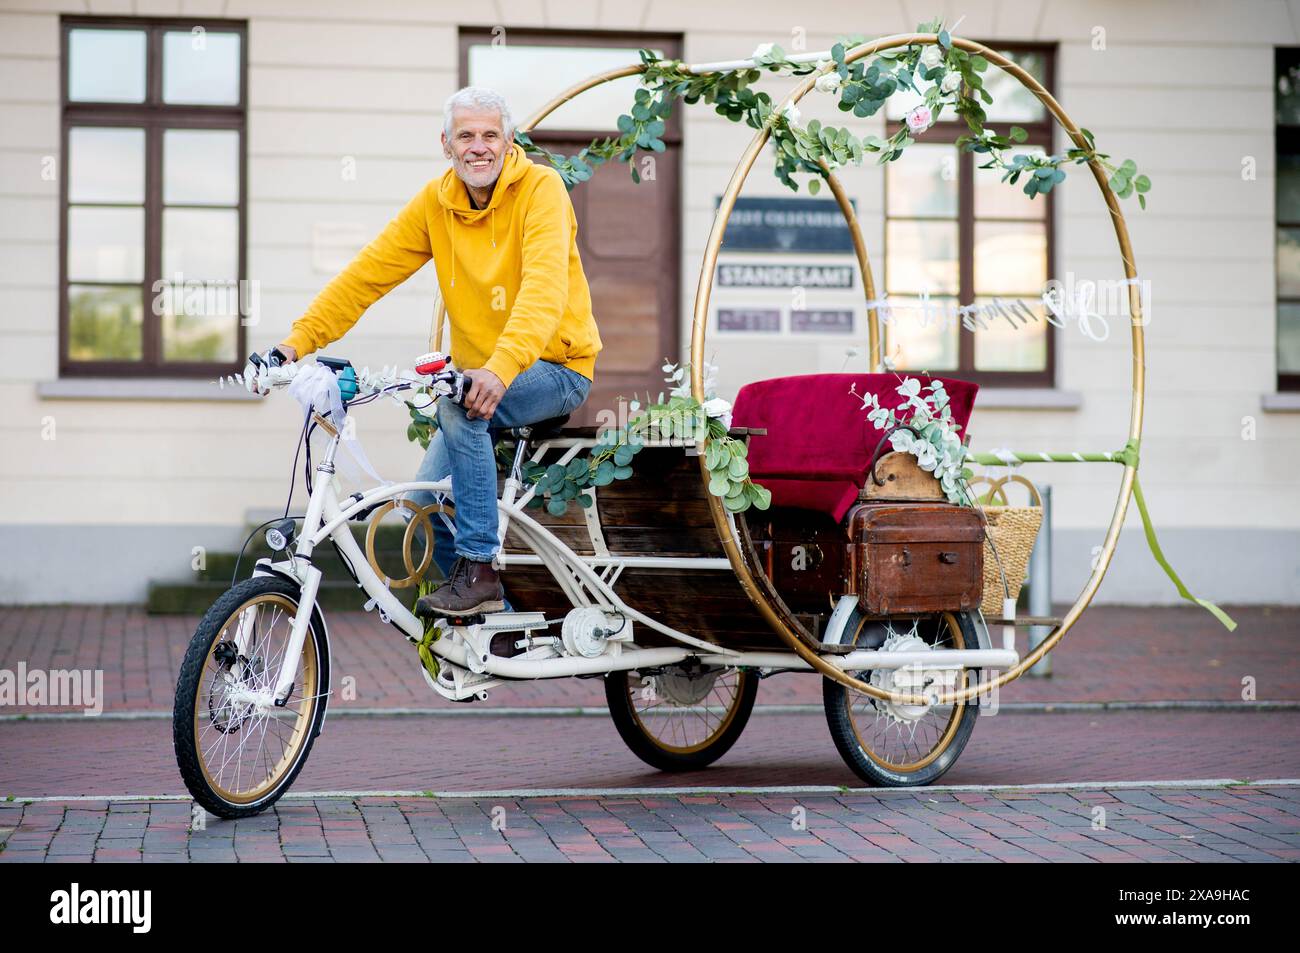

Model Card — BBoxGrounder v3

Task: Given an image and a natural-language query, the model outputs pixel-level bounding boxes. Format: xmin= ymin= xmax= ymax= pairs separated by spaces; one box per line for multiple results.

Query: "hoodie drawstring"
xmin=445 ymin=208 xmax=455 ymax=288
xmin=491 ymin=208 xmax=496 ymax=249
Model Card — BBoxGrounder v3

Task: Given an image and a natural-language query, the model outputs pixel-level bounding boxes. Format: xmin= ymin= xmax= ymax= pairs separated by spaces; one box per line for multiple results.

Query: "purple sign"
xmin=717 ymin=308 xmax=781 ymax=332
xmin=791 ymin=309 xmax=854 ymax=334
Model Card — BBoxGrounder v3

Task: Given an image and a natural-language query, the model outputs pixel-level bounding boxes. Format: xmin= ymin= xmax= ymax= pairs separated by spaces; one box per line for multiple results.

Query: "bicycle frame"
xmin=261 ymin=416 xmax=1020 ymax=706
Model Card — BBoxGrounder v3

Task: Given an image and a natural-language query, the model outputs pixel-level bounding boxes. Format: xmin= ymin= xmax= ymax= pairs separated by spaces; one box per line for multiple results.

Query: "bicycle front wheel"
xmin=173 ymin=576 xmax=330 ymax=819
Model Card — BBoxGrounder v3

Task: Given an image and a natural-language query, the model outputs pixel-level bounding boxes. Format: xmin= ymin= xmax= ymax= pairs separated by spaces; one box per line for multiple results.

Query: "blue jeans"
xmin=409 ymin=360 xmax=591 ymax=577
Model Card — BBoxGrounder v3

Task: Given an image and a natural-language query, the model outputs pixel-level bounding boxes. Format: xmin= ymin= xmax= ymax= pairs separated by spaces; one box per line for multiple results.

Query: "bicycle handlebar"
xmin=241 ymin=349 xmax=470 ymax=406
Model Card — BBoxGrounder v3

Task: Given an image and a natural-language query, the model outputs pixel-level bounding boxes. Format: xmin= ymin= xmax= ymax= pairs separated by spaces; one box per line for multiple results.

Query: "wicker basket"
xmin=968 ymin=474 xmax=1044 ymax=618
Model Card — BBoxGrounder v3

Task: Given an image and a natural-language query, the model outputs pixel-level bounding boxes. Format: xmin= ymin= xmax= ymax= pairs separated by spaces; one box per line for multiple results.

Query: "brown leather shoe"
xmin=415 ymin=557 xmax=506 ymax=617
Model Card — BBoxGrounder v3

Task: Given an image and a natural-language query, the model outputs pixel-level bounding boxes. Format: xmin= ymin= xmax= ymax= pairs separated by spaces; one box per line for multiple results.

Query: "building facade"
xmin=1 ymin=0 xmax=1297 ymax=605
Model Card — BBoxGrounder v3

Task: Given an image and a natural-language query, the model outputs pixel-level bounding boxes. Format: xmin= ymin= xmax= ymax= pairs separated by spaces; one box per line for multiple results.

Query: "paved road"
xmin=2 ymin=708 xmax=1296 ymax=796
xmin=3 ymin=604 xmax=1295 ymax=861
xmin=1 ymin=604 xmax=1291 ymax=714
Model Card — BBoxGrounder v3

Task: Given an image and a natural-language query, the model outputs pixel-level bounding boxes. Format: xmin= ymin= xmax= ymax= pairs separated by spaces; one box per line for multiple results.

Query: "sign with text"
xmin=718 ymin=196 xmax=857 ymax=253
xmin=717 ymin=308 xmax=781 ymax=332
xmin=791 ymin=309 xmax=854 ymax=334
xmin=717 ymin=262 xmax=855 ymax=289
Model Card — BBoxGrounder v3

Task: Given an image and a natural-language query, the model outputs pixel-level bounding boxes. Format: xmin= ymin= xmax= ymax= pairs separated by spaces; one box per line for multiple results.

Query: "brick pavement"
xmin=0 ymin=785 xmax=1295 ymax=863
xmin=2 ymin=709 xmax=1296 ymax=797
xmin=0 ymin=604 xmax=1292 ymax=715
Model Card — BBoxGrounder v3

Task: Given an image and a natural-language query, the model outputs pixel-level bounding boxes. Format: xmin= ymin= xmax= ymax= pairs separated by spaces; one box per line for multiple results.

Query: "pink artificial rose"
xmin=905 ymin=105 xmax=933 ymax=135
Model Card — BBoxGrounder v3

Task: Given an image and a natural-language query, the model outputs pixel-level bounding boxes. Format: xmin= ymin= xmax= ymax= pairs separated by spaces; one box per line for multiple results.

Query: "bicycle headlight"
xmin=265 ymin=518 xmax=296 ymax=553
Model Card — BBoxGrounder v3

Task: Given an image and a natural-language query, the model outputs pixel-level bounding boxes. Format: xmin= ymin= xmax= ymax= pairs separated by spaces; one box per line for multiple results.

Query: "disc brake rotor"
xmin=207 ymin=640 xmax=265 ymax=734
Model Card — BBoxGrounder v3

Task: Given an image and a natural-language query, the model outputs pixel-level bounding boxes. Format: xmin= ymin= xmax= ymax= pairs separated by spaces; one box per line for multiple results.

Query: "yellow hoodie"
xmin=282 ymin=142 xmax=602 ymax=387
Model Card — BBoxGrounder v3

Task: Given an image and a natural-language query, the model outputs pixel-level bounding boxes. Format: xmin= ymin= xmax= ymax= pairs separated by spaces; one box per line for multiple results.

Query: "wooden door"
xmin=460 ymin=28 xmax=683 ymax=428
xmin=531 ymin=143 xmax=679 ymax=426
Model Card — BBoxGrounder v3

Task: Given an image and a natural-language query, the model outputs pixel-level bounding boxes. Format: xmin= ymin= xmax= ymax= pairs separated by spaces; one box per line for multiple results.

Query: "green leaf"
xmin=613 ymin=465 xmax=633 ymax=480
xmin=807 ymin=177 xmax=821 ymax=195
xmin=1120 ymin=158 xmax=1137 ymax=177
xmin=727 ymin=455 xmax=749 ymax=479
xmin=723 ymin=493 xmax=749 ymax=512
xmin=613 ymin=444 xmax=634 ymax=466
xmin=750 ymin=483 xmax=772 ymax=510
xmin=708 ymin=474 xmax=730 ymax=496
xmin=1009 ymin=125 xmax=1028 ymax=143
xmin=546 ymin=498 xmax=568 ymax=517
xmin=1134 ymin=174 xmax=1151 ymax=193
xmin=1138 ymin=193 xmax=1147 ymax=210
xmin=566 ymin=457 xmax=587 ymax=478
xmin=575 ymin=492 xmax=594 ymax=508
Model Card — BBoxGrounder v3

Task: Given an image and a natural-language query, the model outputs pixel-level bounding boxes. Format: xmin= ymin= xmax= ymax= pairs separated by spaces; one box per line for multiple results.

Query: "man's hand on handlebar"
xmin=243 ymin=345 xmax=297 ymax=395
xmin=461 ymin=367 xmax=505 ymax=420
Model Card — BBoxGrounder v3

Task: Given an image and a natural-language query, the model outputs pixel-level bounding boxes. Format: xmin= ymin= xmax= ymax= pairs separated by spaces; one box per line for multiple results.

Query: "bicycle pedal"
xmin=444 ymin=613 xmax=485 ymax=627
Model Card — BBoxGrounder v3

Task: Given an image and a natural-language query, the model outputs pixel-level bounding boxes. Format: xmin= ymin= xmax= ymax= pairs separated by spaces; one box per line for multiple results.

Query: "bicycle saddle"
xmin=492 ymin=413 xmax=570 ymax=441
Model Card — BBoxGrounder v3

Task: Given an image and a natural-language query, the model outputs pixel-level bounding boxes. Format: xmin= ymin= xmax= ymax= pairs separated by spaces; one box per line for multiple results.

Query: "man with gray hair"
xmin=275 ymin=86 xmax=603 ymax=615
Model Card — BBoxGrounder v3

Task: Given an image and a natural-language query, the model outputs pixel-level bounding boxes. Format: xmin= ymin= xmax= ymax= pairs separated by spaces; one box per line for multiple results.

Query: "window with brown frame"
xmin=1276 ymin=48 xmax=1300 ymax=392
xmin=882 ymin=44 xmax=1056 ymax=388
xmin=59 ymin=16 xmax=247 ymax=378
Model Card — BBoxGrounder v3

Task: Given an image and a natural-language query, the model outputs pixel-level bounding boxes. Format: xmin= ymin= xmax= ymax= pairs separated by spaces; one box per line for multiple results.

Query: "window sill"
xmin=1261 ymin=392 xmax=1300 ymax=413
xmin=975 ymin=388 xmax=1083 ymax=411
xmin=38 ymin=378 xmax=259 ymax=402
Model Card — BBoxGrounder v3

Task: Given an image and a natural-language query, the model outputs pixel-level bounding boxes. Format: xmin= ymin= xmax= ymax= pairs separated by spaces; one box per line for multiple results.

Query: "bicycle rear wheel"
xmin=173 ymin=576 xmax=329 ymax=819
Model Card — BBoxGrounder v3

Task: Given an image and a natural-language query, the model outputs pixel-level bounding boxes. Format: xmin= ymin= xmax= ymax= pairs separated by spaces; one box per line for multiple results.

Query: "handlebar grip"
xmin=432 ymin=369 xmax=469 ymax=406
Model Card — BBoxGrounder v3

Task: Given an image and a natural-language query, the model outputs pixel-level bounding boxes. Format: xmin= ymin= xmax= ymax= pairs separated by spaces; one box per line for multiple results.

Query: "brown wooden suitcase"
xmin=846 ymin=502 xmax=985 ymax=615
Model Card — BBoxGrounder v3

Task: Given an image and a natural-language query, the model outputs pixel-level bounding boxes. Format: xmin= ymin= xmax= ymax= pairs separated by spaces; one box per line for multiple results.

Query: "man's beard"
xmin=456 ymin=151 xmax=504 ymax=191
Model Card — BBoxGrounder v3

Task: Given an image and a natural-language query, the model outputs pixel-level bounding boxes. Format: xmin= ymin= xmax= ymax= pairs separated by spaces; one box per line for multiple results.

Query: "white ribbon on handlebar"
xmin=287 ymin=362 xmax=388 ymax=486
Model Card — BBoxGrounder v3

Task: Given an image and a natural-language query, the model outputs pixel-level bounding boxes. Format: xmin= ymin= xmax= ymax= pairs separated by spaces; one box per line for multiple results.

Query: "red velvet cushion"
xmin=731 ymin=373 xmax=979 ymax=522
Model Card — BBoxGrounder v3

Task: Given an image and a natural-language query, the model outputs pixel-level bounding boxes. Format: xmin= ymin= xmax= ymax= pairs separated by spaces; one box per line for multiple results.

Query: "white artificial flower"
xmin=779 ymin=102 xmax=802 ymax=125
xmin=815 ymin=57 xmax=833 ymax=72
xmin=702 ymin=396 xmax=732 ymax=419
xmin=904 ymin=105 xmax=934 ymax=135
xmin=752 ymin=42 xmax=776 ymax=60
xmin=921 ymin=46 xmax=944 ymax=70
xmin=940 ymin=71 xmax=962 ymax=94
xmin=815 ymin=72 xmax=843 ymax=94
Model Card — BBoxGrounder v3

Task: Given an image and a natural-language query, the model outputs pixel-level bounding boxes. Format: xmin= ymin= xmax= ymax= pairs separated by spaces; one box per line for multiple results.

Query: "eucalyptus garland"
xmin=521 ymin=363 xmax=771 ymax=517
xmin=517 ymin=18 xmax=1151 ymax=208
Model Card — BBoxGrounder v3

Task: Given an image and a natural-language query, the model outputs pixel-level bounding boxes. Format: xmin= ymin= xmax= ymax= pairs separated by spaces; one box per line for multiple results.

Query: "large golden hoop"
xmin=690 ymin=34 xmax=1144 ymax=705
xmin=436 ymin=35 xmax=1146 ymax=706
